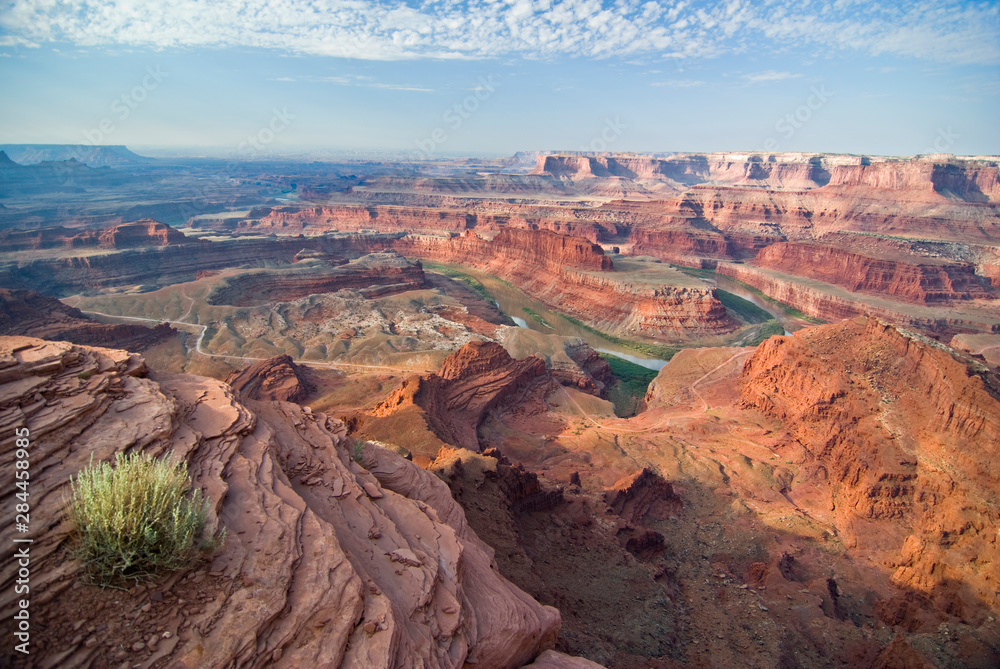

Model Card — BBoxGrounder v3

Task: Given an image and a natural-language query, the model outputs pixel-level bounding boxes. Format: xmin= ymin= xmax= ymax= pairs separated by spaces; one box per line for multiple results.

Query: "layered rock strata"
xmin=225 ymin=354 xmax=315 ymax=403
xmin=397 ymin=229 xmax=738 ymax=338
xmin=0 ymin=336 xmax=575 ymax=668
xmin=0 ymin=233 xmax=401 ymax=295
xmin=370 ymin=341 xmax=554 ymax=457
xmin=0 ymin=288 xmax=175 ymax=350
xmin=0 ymin=219 xmax=189 ymax=252
xmin=740 ymin=318 xmax=1000 ymax=620
xmin=753 ymin=242 xmax=994 ymax=303
xmin=717 ymin=262 xmax=1000 ymax=334
xmin=206 ymin=252 xmax=426 ymax=307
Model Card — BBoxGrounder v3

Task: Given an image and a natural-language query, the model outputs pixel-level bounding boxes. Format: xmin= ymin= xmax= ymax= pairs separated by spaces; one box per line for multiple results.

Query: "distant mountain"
xmin=0 ymin=151 xmax=137 ymax=200
xmin=0 ymin=151 xmax=20 ymax=168
xmin=0 ymin=144 xmax=153 ymax=167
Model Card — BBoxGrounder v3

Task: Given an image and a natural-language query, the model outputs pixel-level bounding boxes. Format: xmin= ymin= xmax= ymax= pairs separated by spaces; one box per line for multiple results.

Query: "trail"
xmin=76 ymin=308 xmax=429 ymax=375
xmin=556 ymin=349 xmax=755 ymax=434
xmin=688 ymin=350 xmax=755 ymax=411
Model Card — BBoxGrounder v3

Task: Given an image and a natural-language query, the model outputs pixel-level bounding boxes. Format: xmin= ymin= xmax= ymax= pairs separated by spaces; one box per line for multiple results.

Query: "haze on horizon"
xmin=0 ymin=0 xmax=998 ymax=159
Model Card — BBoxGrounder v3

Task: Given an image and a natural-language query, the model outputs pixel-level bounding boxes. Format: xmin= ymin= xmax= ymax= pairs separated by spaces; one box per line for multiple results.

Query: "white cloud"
xmin=742 ymin=70 xmax=802 ymax=84
xmin=269 ymin=73 xmax=434 ymax=91
xmin=0 ymin=0 xmax=996 ymax=65
xmin=650 ymin=78 xmax=706 ymax=87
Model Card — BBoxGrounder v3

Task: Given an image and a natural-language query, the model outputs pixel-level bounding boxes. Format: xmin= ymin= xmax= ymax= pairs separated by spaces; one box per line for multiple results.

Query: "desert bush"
xmin=69 ymin=451 xmax=221 ymax=585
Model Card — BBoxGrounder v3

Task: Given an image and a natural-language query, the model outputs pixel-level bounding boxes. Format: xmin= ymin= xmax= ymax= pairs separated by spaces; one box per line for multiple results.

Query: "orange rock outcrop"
xmin=740 ymin=318 xmax=1000 ymax=621
xmin=225 ymin=354 xmax=315 ymax=403
xmin=397 ymin=229 xmax=738 ymax=338
xmin=372 ymin=341 xmax=553 ymax=454
xmin=717 ymin=262 xmax=1000 ymax=334
xmin=753 ymin=242 xmax=995 ymax=303
xmin=0 ymin=336 xmax=581 ymax=668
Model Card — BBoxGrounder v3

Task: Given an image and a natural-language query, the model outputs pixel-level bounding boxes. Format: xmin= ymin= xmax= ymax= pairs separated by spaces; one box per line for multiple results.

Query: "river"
xmin=710 ymin=274 xmax=802 ymax=334
xmin=457 ymin=270 xmax=672 ymax=369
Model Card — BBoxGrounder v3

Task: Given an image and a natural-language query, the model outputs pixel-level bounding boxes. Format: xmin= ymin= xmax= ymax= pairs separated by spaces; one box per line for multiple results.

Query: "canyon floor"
xmin=1 ymin=149 xmax=998 ymax=668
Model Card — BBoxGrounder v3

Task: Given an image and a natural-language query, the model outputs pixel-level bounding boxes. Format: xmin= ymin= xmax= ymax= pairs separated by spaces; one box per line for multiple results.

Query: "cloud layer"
xmin=1 ymin=0 xmax=997 ymax=64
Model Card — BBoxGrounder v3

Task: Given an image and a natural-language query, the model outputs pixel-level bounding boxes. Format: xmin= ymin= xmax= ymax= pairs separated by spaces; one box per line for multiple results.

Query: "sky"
xmin=0 ymin=0 xmax=998 ymax=158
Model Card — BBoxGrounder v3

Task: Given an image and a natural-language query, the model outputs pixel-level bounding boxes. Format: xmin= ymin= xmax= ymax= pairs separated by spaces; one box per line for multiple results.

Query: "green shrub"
xmin=522 ymin=307 xmax=553 ymax=328
xmin=745 ymin=320 xmax=787 ymax=346
xmin=562 ymin=315 xmax=678 ymax=360
xmin=599 ymin=353 xmax=660 ymax=417
xmin=69 ymin=451 xmax=221 ymax=586
xmin=716 ymin=289 xmax=773 ymax=324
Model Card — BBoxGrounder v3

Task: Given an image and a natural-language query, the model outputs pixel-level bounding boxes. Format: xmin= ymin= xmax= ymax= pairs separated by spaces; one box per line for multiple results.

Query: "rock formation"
xmin=740 ymin=318 xmax=1000 ymax=622
xmin=717 ymin=262 xmax=1000 ymax=334
xmin=225 ymin=354 xmax=315 ymax=403
xmin=397 ymin=229 xmax=738 ymax=339
xmin=0 ymin=336 xmax=589 ymax=668
xmin=0 ymin=232 xmax=401 ymax=295
xmin=367 ymin=341 xmax=554 ymax=461
xmin=0 ymin=288 xmax=175 ymax=350
xmin=753 ymin=242 xmax=994 ymax=303
xmin=206 ymin=252 xmax=426 ymax=306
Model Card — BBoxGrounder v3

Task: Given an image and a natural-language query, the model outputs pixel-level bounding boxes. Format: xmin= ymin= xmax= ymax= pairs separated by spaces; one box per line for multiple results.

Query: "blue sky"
xmin=0 ymin=0 xmax=998 ymax=158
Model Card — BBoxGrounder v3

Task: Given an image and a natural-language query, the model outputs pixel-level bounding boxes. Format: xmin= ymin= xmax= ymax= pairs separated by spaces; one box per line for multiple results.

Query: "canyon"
xmin=0 ymin=148 xmax=998 ymax=669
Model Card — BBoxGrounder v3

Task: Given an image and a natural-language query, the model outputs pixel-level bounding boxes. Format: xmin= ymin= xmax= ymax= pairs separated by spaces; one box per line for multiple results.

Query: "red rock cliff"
xmin=753 ymin=242 xmax=995 ymax=303
xmin=397 ymin=229 xmax=737 ymax=339
xmin=0 ymin=336 xmax=574 ymax=668
xmin=740 ymin=318 xmax=1000 ymax=621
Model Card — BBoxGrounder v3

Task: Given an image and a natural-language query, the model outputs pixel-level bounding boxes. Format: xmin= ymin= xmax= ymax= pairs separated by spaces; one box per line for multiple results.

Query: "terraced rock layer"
xmin=397 ymin=229 xmax=738 ymax=338
xmin=740 ymin=318 xmax=1000 ymax=623
xmin=0 ymin=219 xmax=189 ymax=251
xmin=0 ymin=233 xmax=401 ymax=295
xmin=752 ymin=242 xmax=994 ymax=303
xmin=206 ymin=252 xmax=426 ymax=307
xmin=717 ymin=262 xmax=1000 ymax=334
xmin=0 ymin=288 xmax=175 ymax=350
xmin=369 ymin=341 xmax=554 ymax=458
xmin=225 ymin=354 xmax=315 ymax=403
xmin=0 ymin=336 xmax=599 ymax=668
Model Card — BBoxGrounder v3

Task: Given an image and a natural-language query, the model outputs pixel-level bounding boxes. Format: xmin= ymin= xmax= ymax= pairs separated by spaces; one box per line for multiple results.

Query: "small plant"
xmin=69 ymin=451 xmax=221 ymax=586
xmin=351 ymin=438 xmax=366 ymax=464
xmin=522 ymin=307 xmax=553 ymax=328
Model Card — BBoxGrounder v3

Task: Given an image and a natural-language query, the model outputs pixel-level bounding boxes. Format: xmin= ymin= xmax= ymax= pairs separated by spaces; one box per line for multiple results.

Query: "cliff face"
xmin=0 ymin=288 xmax=175 ymax=350
xmin=1 ymin=233 xmax=400 ymax=295
xmin=753 ymin=242 xmax=995 ymax=303
xmin=0 ymin=337 xmax=576 ymax=668
xmin=531 ymin=153 xmax=1000 ymax=202
xmin=740 ymin=318 xmax=1000 ymax=620
xmin=96 ymin=218 xmax=188 ymax=248
xmin=629 ymin=228 xmax=736 ymax=267
xmin=398 ymin=229 xmax=737 ymax=338
xmin=371 ymin=341 xmax=553 ymax=457
xmin=237 ymin=204 xmax=473 ymax=236
xmin=826 ymin=161 xmax=1000 ymax=202
xmin=0 ymin=219 xmax=190 ymax=252
xmin=225 ymin=354 xmax=315 ymax=403
xmin=717 ymin=262 xmax=1000 ymax=334
xmin=224 ymin=203 xmax=621 ymax=245
xmin=531 ymin=154 xmax=831 ymax=190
